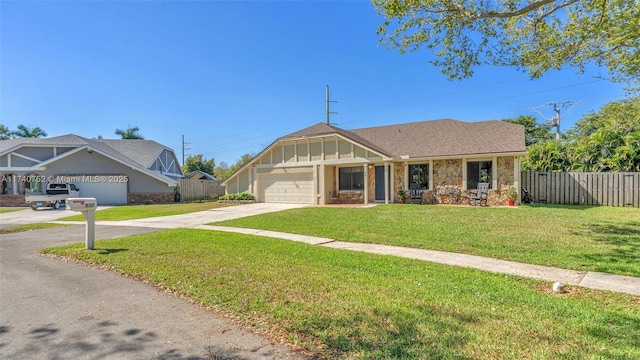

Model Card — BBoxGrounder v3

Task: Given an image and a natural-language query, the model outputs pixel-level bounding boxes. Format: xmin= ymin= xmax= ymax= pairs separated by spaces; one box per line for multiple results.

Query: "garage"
xmin=258 ymin=173 xmax=314 ymax=204
xmin=77 ymin=178 xmax=128 ymax=205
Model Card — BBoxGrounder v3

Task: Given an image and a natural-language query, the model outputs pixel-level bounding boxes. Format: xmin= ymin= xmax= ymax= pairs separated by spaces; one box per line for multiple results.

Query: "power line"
xmin=344 ymin=78 xmax=605 ymax=127
xmin=181 ymin=134 xmax=190 ymax=165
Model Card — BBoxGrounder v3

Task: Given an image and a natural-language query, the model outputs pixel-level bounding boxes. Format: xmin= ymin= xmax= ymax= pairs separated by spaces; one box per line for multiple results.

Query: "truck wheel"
xmin=53 ymin=201 xmax=61 ymax=210
xmin=30 ymin=204 xmax=38 ymax=211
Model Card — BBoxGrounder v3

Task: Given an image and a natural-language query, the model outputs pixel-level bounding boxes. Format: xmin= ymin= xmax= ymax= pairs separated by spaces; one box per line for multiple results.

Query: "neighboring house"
xmin=222 ymin=119 xmax=526 ymax=206
xmin=0 ymin=134 xmax=183 ymax=206
xmin=184 ymin=170 xmax=217 ymax=180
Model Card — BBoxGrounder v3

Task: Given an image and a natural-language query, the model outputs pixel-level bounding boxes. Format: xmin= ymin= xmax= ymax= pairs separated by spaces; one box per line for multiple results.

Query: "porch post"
xmin=513 ymin=156 xmax=520 ymax=203
xmin=404 ymin=163 xmax=409 ymax=193
xmin=390 ymin=163 xmax=395 ymax=203
xmin=363 ymin=164 xmax=368 ymax=205
xmin=12 ymin=175 xmax=18 ymax=195
xmin=384 ymin=161 xmax=389 ymax=204
xmin=461 ymin=158 xmax=468 ymax=191
xmin=492 ymin=156 xmax=498 ymax=190
xmin=428 ymin=160 xmax=434 ymax=191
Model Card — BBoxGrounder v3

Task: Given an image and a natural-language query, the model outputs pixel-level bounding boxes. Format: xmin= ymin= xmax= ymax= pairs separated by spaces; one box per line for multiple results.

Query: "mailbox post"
xmin=66 ymin=198 xmax=98 ymax=250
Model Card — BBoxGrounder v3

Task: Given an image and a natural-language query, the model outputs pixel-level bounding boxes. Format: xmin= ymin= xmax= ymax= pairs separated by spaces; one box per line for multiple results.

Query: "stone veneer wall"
xmin=488 ymin=156 xmax=515 ymax=206
xmin=128 ymin=193 xmax=175 ymax=204
xmin=393 ymin=164 xmax=404 ymax=202
xmin=367 ymin=166 xmax=376 ymax=203
xmin=433 ymin=159 xmax=463 ymax=187
xmin=337 ymin=192 xmax=364 ymax=204
xmin=0 ymin=195 xmax=27 ymax=207
xmin=333 ymin=157 xmax=514 ymax=206
xmin=429 ymin=157 xmax=514 ymax=206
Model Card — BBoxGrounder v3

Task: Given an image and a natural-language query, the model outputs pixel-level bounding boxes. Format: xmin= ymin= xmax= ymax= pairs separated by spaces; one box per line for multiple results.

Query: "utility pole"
xmin=181 ymin=134 xmax=191 ymax=165
xmin=326 ymin=85 xmax=338 ymax=125
xmin=531 ymin=100 xmax=581 ymax=140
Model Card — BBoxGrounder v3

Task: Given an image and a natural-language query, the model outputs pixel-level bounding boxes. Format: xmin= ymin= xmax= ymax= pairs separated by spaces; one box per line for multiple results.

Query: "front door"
xmin=375 ymin=166 xmax=389 ymax=201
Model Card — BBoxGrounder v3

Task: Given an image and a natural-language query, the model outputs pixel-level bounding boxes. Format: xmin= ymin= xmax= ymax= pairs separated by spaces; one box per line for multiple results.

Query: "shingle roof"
xmin=278 ymin=119 xmax=525 ymax=158
xmin=0 ymin=134 xmax=179 ymax=183
xmin=350 ymin=119 xmax=526 ymax=157
xmin=97 ymin=139 xmax=168 ymax=168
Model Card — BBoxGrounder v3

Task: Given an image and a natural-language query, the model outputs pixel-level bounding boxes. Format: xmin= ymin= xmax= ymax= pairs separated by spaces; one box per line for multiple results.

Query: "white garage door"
xmin=259 ymin=173 xmax=314 ymax=204
xmin=77 ymin=180 xmax=127 ymax=205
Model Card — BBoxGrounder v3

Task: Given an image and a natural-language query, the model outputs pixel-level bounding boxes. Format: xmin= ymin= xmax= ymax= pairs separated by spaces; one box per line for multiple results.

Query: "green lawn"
xmin=0 ymin=222 xmax=73 ymax=234
xmin=59 ymin=201 xmax=232 ymax=221
xmin=0 ymin=208 xmax=24 ymax=214
xmin=213 ymin=204 xmax=640 ymax=276
xmin=42 ymin=229 xmax=640 ymax=359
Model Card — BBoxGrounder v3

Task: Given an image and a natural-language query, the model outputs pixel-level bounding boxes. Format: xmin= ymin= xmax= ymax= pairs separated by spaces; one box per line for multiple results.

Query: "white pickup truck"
xmin=25 ymin=183 xmax=80 ymax=210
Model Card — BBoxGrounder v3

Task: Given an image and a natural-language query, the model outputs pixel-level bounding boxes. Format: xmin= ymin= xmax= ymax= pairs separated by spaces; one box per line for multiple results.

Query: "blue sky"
xmin=1 ymin=1 xmax=629 ymax=166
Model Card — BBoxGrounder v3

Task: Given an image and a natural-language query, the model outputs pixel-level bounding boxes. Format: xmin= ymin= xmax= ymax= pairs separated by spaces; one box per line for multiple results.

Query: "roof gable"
xmin=1 ymin=134 xmax=181 ymax=184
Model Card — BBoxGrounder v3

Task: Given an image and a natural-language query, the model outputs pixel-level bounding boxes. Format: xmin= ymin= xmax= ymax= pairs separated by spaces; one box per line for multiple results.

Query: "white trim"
xmin=384 ymin=162 xmax=389 ymax=204
xmin=404 ymin=162 xmax=409 ymax=192
xmin=10 ymin=152 xmax=42 ymax=164
xmin=514 ymin=156 xmax=520 ymax=202
xmin=462 ymin=158 xmax=468 ymax=190
xmin=363 ymin=164 xmax=368 ymax=205
xmin=396 ymin=152 xmax=526 ymax=162
xmin=429 ymin=159 xmax=434 ymax=191
xmin=492 ymin=156 xmax=498 ymax=190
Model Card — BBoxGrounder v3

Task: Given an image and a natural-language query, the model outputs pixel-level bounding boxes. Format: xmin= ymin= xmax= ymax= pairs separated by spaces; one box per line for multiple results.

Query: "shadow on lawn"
xmin=315 ymin=304 xmax=475 ymax=359
xmin=96 ymin=248 xmax=129 ymax=255
xmin=573 ymin=220 xmax=640 ymax=275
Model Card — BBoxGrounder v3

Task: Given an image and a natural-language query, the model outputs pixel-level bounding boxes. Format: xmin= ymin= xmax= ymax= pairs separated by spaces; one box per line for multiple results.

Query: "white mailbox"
xmin=66 ymin=197 xmax=98 ymax=250
xmin=66 ymin=198 xmax=97 ymax=211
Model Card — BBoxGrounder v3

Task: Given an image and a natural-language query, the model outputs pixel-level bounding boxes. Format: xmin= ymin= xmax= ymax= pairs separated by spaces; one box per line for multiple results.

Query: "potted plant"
xmin=397 ymin=188 xmax=407 ymax=204
xmin=507 ymin=186 xmax=518 ymax=206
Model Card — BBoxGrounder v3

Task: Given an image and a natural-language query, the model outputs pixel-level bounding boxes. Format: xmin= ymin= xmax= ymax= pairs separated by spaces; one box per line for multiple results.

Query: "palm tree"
xmin=0 ymin=125 xmax=12 ymax=140
xmin=115 ymin=126 xmax=144 ymax=139
xmin=12 ymin=125 xmax=47 ymax=138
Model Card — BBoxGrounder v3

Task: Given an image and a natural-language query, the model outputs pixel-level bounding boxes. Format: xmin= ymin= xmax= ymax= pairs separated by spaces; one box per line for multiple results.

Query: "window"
xmin=24 ymin=174 xmax=42 ymax=193
xmin=467 ymin=161 xmax=492 ymax=189
xmin=408 ymin=164 xmax=429 ymax=190
xmin=339 ymin=167 xmax=364 ymax=191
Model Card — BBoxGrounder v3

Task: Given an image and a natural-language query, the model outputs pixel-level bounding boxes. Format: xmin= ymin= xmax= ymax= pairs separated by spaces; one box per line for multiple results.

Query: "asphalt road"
xmin=0 ymin=224 xmax=304 ymax=359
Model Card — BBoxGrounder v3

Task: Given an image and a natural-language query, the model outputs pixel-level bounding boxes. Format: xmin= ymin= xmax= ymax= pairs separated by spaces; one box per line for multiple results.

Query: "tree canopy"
xmin=115 ymin=126 xmax=144 ymax=139
xmin=0 ymin=125 xmax=11 ymax=140
xmin=522 ymin=98 xmax=640 ymax=172
xmin=182 ymin=154 xmax=215 ymax=176
xmin=503 ymin=115 xmax=554 ymax=146
xmin=374 ymin=0 xmax=640 ymax=86
xmin=12 ymin=125 xmax=47 ymax=138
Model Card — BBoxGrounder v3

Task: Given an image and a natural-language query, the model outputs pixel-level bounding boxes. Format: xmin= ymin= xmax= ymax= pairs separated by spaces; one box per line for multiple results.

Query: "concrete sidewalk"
xmin=198 ymin=225 xmax=640 ymax=297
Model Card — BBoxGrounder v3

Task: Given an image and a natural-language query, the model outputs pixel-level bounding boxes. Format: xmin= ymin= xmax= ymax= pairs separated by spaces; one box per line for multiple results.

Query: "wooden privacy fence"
xmin=521 ymin=172 xmax=639 ymax=207
xmin=177 ymin=179 xmax=225 ymax=202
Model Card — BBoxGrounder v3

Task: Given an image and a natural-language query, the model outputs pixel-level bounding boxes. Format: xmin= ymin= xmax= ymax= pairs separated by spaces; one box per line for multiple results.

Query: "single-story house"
xmin=0 ymin=134 xmax=183 ymax=206
xmin=222 ymin=118 xmax=526 ymax=206
xmin=185 ymin=170 xmax=217 ymax=180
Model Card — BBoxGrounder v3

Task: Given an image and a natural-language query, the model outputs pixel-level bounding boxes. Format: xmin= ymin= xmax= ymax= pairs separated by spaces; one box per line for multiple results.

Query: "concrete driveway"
xmin=0 ymin=208 xmax=75 ymax=229
xmin=85 ymin=203 xmax=308 ymax=229
xmin=0 ymin=203 xmax=308 ymax=359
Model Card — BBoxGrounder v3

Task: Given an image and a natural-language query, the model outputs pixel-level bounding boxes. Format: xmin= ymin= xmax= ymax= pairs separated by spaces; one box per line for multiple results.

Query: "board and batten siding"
xmin=521 ymin=172 xmax=639 ymax=207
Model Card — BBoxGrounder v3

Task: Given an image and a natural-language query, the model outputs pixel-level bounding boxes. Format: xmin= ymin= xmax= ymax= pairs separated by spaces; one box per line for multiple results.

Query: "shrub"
xmin=219 ymin=192 xmax=255 ymax=201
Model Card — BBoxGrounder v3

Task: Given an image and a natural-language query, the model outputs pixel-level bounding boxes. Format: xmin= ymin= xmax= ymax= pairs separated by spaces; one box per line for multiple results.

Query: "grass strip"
xmin=0 ymin=222 xmax=73 ymax=235
xmin=213 ymin=204 xmax=640 ymax=276
xmin=0 ymin=208 xmax=25 ymax=214
xmin=42 ymin=228 xmax=640 ymax=359
xmin=59 ymin=201 xmax=231 ymax=221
